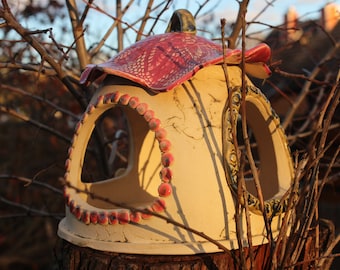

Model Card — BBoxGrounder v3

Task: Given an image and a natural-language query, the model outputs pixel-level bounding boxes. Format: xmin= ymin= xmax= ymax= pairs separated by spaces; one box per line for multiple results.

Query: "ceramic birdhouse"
xmin=58 ymin=10 xmax=294 ymax=255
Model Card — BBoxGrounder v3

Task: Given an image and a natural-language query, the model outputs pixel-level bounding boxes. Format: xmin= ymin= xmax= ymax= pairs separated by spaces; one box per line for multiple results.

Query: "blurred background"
xmin=0 ymin=0 xmax=339 ymax=269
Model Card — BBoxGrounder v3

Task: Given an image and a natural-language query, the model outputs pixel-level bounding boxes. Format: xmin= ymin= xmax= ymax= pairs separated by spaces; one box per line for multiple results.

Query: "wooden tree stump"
xmin=59 ymin=219 xmax=335 ymax=269
xmin=60 ymin=241 xmax=271 ymax=270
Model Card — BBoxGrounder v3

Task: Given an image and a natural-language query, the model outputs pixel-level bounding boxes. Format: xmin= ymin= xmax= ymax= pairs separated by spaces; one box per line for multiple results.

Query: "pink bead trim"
xmin=143 ymin=110 xmax=155 ymax=122
xmin=158 ymin=183 xmax=172 ymax=197
xmin=64 ymin=91 xmax=175 ymax=225
xmin=119 ymin=94 xmax=131 ymax=105
xmin=160 ymin=167 xmax=172 ymax=182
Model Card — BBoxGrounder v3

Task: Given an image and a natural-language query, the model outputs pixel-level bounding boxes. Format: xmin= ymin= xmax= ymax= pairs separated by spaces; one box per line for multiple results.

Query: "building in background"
xmin=258 ymin=3 xmax=339 ymax=118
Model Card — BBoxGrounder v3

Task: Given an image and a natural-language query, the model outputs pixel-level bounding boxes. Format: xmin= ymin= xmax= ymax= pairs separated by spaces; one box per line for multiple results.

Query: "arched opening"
xmin=81 ymin=106 xmax=130 ymax=183
xmin=235 ymin=91 xmax=291 ymax=201
xmin=64 ymin=91 xmax=172 ymax=210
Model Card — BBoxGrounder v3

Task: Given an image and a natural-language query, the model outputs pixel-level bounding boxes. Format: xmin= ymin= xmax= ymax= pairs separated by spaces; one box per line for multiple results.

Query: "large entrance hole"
xmin=82 ymin=106 xmax=130 ymax=183
xmin=237 ymin=98 xmax=280 ymax=200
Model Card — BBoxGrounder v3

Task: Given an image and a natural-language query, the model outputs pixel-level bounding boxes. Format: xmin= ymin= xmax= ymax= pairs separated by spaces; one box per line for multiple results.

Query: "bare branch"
xmin=116 ymin=0 xmax=124 ymax=51
xmin=193 ymin=0 xmax=210 ymax=18
xmin=0 ymin=6 xmax=63 ymax=75
xmin=0 ymin=84 xmax=80 ymax=120
xmin=228 ymin=0 xmax=249 ymax=49
xmin=0 ymin=62 xmax=57 ymax=75
xmin=239 ymin=4 xmax=273 ymax=250
xmin=282 ymin=42 xmax=340 ymax=129
xmin=89 ymin=0 xmax=134 ymax=56
xmin=0 ymin=1 xmax=87 ymax=108
xmin=79 ymin=0 xmax=94 ymax=26
xmin=287 ymin=123 xmax=340 ymax=142
xmin=274 ymin=67 xmax=331 ymax=86
xmin=0 ymin=105 xmax=72 ymax=144
xmin=249 ymin=0 xmax=276 ymax=22
xmin=136 ymin=0 xmax=153 ymax=41
xmin=0 ymin=174 xmax=63 ymax=194
xmin=66 ymin=0 xmax=89 ymax=70
xmin=0 ymin=196 xmax=63 ymax=219
xmin=81 ymin=0 xmax=145 ymax=37
xmin=143 ymin=0 xmax=171 ymax=36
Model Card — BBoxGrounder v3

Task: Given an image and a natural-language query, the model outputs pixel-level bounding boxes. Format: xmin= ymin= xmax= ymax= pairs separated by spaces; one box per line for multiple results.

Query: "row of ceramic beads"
xmin=110 ymin=91 xmax=175 ymax=198
xmin=63 ymin=91 xmax=173 ymax=225
xmin=65 ymin=192 xmax=166 ymax=225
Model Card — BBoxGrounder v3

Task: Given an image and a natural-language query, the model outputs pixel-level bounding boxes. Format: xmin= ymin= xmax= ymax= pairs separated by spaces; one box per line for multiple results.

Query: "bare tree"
xmin=0 ymin=0 xmax=338 ymax=269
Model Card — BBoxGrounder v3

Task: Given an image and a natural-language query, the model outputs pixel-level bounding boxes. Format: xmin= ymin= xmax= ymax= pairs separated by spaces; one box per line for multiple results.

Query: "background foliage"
xmin=0 ymin=0 xmax=339 ymax=269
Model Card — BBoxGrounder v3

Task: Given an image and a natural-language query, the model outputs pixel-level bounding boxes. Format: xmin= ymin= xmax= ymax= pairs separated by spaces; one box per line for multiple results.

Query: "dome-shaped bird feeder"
xmin=58 ymin=9 xmax=294 ymax=257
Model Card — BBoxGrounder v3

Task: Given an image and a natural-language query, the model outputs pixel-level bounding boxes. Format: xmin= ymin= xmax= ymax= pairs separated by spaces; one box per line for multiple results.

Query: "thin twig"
xmin=89 ymin=0 xmax=134 ymax=56
xmin=0 ymin=174 xmax=63 ymax=194
xmin=318 ymin=234 xmax=340 ymax=268
xmin=274 ymin=67 xmax=331 ymax=86
xmin=239 ymin=2 xmax=273 ymax=251
xmin=220 ymin=18 xmax=239 ymax=168
xmin=193 ymin=0 xmax=209 ymax=18
xmin=265 ymin=79 xmax=295 ymax=105
xmin=0 ymin=105 xmax=72 ymax=144
xmin=0 ymin=196 xmax=64 ymax=219
xmin=220 ymin=18 xmax=242 ymax=266
xmin=0 ymin=83 xmax=80 ymax=120
xmin=294 ymin=74 xmax=329 ymax=135
xmin=47 ymin=28 xmax=70 ymax=61
xmin=287 ymin=123 xmax=340 ymax=142
xmin=147 ymin=0 xmax=171 ymax=35
xmin=239 ymin=153 xmax=254 ymax=269
xmin=81 ymin=0 xmax=146 ymax=37
xmin=282 ymin=42 xmax=340 ymax=129
xmin=0 ymin=62 xmax=57 ymax=75
xmin=0 ymin=0 xmax=87 ymax=109
xmin=285 ymin=250 xmax=340 ymax=269
xmin=273 ymin=154 xmax=306 ymax=269
xmin=285 ymin=81 xmax=339 ymax=267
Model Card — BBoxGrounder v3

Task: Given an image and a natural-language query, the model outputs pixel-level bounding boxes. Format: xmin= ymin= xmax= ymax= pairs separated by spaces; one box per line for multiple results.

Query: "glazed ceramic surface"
xmin=58 ymin=10 xmax=294 ymax=254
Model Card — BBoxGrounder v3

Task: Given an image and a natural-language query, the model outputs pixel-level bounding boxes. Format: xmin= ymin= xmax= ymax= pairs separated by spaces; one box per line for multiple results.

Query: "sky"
xmin=13 ymin=0 xmax=340 ymax=32
xmin=7 ymin=0 xmax=340 ymax=54
xmin=194 ymin=0 xmax=339 ymax=35
xmin=197 ymin=0 xmax=339 ymax=23
xmin=81 ymin=0 xmax=340 ymax=43
xmin=90 ymin=0 xmax=339 ymax=50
